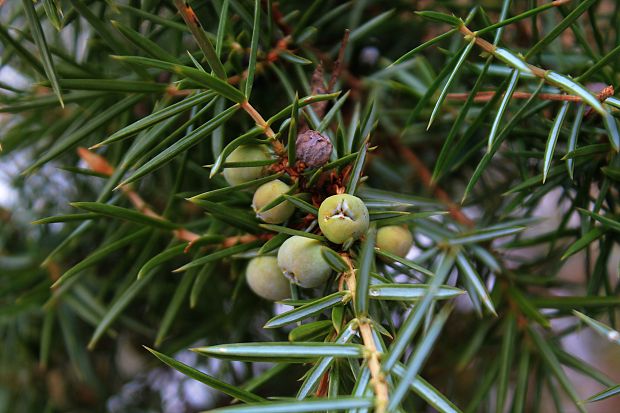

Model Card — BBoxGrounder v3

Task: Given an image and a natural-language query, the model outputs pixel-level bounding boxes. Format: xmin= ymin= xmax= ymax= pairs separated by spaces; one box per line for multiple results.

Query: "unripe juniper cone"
xmin=318 ymin=194 xmax=370 ymax=244
xmin=277 ymin=236 xmax=332 ymax=288
xmin=376 ymin=225 xmax=413 ymax=258
xmin=295 ymin=130 xmax=333 ymax=168
xmin=222 ymin=145 xmax=271 ymax=186
xmin=246 ymin=256 xmax=291 ymax=301
xmin=252 ymin=180 xmax=295 ymax=224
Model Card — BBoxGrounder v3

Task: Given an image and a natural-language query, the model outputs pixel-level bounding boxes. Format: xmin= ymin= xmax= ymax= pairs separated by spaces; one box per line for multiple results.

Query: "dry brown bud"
xmin=295 ymin=130 xmax=333 ymax=168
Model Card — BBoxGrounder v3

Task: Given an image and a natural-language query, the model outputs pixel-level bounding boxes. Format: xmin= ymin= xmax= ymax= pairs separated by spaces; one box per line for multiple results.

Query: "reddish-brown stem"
xmin=447 ymin=85 xmax=615 ymax=103
xmin=328 ymin=30 xmax=351 ymax=93
xmin=339 ymin=255 xmax=388 ymax=412
xmin=359 ymin=322 xmax=388 ymax=413
xmin=78 ymin=147 xmax=200 ymax=243
xmin=240 ymin=101 xmax=286 ymax=155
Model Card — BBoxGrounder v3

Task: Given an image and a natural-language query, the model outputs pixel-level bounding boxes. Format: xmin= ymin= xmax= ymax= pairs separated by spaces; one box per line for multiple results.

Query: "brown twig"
xmin=268 ymin=1 xmax=292 ymax=36
xmin=447 ymin=85 xmax=615 ymax=103
xmin=78 ymin=147 xmax=200 ymax=242
xmin=458 ymin=23 xmax=617 ymax=108
xmin=391 ymin=142 xmax=475 ymax=227
xmin=78 ymin=148 xmax=272 ymax=249
xmin=340 ymin=255 xmax=388 ymax=413
xmin=240 ymin=101 xmax=286 ymax=156
xmin=328 ymin=29 xmax=350 ymax=93
xmin=359 ymin=322 xmax=388 ymax=413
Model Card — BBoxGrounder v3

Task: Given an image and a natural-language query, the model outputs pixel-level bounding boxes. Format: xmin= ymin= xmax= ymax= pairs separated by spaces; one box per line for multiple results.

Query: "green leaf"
xmin=346 ymin=139 xmax=369 ymax=194
xmin=282 ymin=194 xmax=318 ymax=215
xmin=393 ymin=366 xmax=463 ymax=413
xmin=119 ymin=104 xmax=239 ymax=186
xmin=544 ymin=71 xmax=604 ymax=115
xmin=24 ymin=94 xmax=143 ymax=174
xmin=382 ymin=252 xmax=455 ymax=372
xmin=69 ymin=0 xmax=128 ymax=54
xmin=543 ymin=101 xmax=570 ymax=183
xmin=428 ymin=39 xmax=475 ymax=130
xmin=369 ymin=283 xmax=464 ymax=301
xmin=192 ymin=342 xmax=365 ymax=362
xmin=462 ymin=81 xmax=546 ymax=202
xmin=532 ymin=296 xmax=620 ymax=309
xmin=244 ymin=0 xmax=261 ymax=97
xmin=487 ymin=70 xmax=519 ymax=149
xmin=88 ymin=267 xmax=156 ymax=350
xmin=154 ymin=268 xmax=195 ymax=346
xmin=287 ymin=93 xmax=299 ymax=166
xmin=112 ymin=56 xmax=245 ymax=102
xmin=496 ymin=314 xmax=516 ymax=413
xmin=0 ymin=91 xmax=111 ymax=114
xmin=566 ymin=104 xmax=585 ymax=179
xmin=189 ymin=173 xmax=282 ymax=201
xmin=449 ymin=226 xmax=525 ymax=245
xmin=39 ymin=309 xmax=55 ymax=369
xmin=563 ymin=143 xmax=610 ymax=160
xmin=191 ymin=199 xmax=262 ymax=233
xmin=115 ymin=5 xmax=188 ymax=32
xmin=526 ymin=0 xmax=597 ymax=58
xmin=476 ymin=1 xmax=566 ymax=35
xmin=415 ymin=11 xmax=462 ymax=26
xmin=388 ymin=304 xmax=453 ymax=411
xmin=433 ymin=54 xmax=493 ymax=182
xmin=528 ymin=327 xmax=586 ymax=413
xmin=70 ymin=202 xmax=179 ymax=230
xmin=375 ymin=248 xmax=435 ymax=277
xmin=279 ymin=52 xmax=312 ymax=65
xmin=318 ymin=91 xmax=350 ymax=133
xmin=137 ymin=244 xmax=186 ymax=280
xmin=260 ymin=224 xmax=325 ymax=241
xmin=47 ymin=79 xmax=168 ymax=93
xmin=493 ymin=48 xmax=533 ymax=75
xmin=573 ymin=311 xmax=620 ymax=346
xmin=175 ymin=241 xmax=262 ymax=272
xmin=173 ymin=0 xmax=226 ymax=79
xmin=258 ymin=233 xmax=288 ymax=254
xmin=288 ymin=320 xmax=333 ymax=342
xmin=112 ymin=20 xmax=179 ymax=63
xmin=390 ymin=29 xmax=457 ymax=67
xmin=208 ymin=397 xmax=373 ymax=413
xmin=508 ymin=287 xmax=550 ymax=328
xmin=586 ymin=385 xmax=620 ymax=403
xmin=215 ymin=0 xmax=229 ymax=57
xmin=355 ymin=224 xmax=376 ymax=316
xmin=51 ymin=228 xmax=150 ymax=288
xmin=43 ymin=0 xmax=64 ymax=31
xmin=0 ymin=25 xmax=44 ymax=77
xmin=512 ymin=349 xmax=531 ymax=413
xmin=32 ymin=213 xmax=98 ymax=225
xmin=145 ymin=347 xmax=265 ymax=403
xmin=455 ymin=253 xmax=496 ymax=315
xmin=561 ymin=227 xmax=607 ymax=260
xmin=296 ymin=322 xmax=358 ymax=399
xmin=264 ymin=291 xmax=349 ymax=328
xmin=577 ymin=208 xmax=620 ymax=233
xmin=21 ymin=0 xmax=63 ymax=106
xmin=320 ymin=247 xmax=350 ymax=273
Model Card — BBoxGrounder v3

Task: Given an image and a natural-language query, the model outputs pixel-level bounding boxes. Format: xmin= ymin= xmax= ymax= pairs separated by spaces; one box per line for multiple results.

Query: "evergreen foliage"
xmin=1 ymin=0 xmax=620 ymax=411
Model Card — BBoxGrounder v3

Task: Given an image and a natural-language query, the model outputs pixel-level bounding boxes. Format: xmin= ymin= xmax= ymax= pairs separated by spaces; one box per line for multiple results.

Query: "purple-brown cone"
xmin=295 ymin=130 xmax=333 ymax=168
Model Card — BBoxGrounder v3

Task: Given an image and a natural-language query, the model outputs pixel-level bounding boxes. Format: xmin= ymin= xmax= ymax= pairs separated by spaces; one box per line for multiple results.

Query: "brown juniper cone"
xmin=295 ymin=130 xmax=333 ymax=169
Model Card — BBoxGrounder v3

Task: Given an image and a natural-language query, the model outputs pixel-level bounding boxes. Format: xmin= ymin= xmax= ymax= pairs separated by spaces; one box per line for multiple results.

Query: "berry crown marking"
xmin=326 ymin=199 xmax=356 ymax=221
